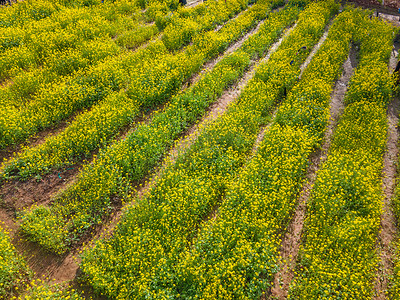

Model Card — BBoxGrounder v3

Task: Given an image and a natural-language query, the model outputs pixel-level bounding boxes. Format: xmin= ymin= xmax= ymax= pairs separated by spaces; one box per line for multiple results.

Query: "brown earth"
xmin=347 ymin=0 xmax=400 ymax=11
xmin=373 ymin=39 xmax=400 ymax=300
xmin=0 ymin=165 xmax=80 ymax=212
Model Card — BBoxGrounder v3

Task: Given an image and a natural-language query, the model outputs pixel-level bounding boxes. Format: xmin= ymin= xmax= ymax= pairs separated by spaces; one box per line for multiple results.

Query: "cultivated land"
xmin=1 ymin=0 xmax=400 ymax=299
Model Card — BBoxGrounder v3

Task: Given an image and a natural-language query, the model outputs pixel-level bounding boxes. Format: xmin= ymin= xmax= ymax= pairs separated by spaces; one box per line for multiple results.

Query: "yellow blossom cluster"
xmin=288 ymin=9 xmax=394 ymax=299
xmin=18 ymin=0 xmax=295 ymax=254
xmin=0 ymin=0 xmax=250 ymax=149
xmin=0 ymin=0 xmax=148 ymax=89
xmin=18 ymin=279 xmax=84 ymax=300
xmin=0 ymin=226 xmax=30 ymax=298
xmin=73 ymin=1 xmax=337 ymax=298
xmin=1 ymin=0 xmax=284 ymax=180
xmin=0 ymin=1 xmax=157 ymax=148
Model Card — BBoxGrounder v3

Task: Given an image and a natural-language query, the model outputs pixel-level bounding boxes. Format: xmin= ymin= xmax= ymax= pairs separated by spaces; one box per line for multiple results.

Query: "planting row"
xmin=0 ymin=0 xmax=174 ymax=30
xmin=0 ymin=226 xmax=29 ymax=298
xmin=0 ymin=0 xmax=252 ymax=150
xmin=18 ymin=0 xmax=300 ymax=255
xmin=0 ymin=0 xmax=186 ymax=88
xmin=165 ymin=5 xmax=361 ymax=299
xmin=288 ymin=10 xmax=394 ymax=299
xmin=0 ymin=0 xmax=251 ymax=105
xmin=1 ymin=0 xmax=279 ymax=180
xmin=75 ymin=1 xmax=337 ymax=298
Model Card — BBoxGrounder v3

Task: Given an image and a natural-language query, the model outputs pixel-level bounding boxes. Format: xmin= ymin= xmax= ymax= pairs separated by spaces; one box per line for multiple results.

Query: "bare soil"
xmin=373 ymin=42 xmax=400 ymax=299
xmin=186 ymin=0 xmax=203 ymax=8
xmin=0 ymin=165 xmax=81 ymax=212
xmin=0 ymin=206 xmax=18 ymax=236
xmin=267 ymin=45 xmax=357 ymax=300
xmin=347 ymin=0 xmax=400 ymax=12
xmin=13 ymin=234 xmax=79 ymax=284
xmin=0 ymin=164 xmax=84 ymax=289
xmin=250 ymin=109 xmax=279 ymax=158
xmin=379 ymin=11 xmax=400 ymax=26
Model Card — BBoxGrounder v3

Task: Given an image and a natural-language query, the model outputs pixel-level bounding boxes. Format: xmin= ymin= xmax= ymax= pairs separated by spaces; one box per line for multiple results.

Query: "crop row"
xmin=0 ymin=0 xmax=173 ymax=29
xmin=0 ymin=0 xmax=163 ymax=83
xmin=0 ymin=0 xmax=251 ymax=150
xmin=288 ymin=10 xmax=394 ymax=299
xmin=162 ymin=5 xmax=363 ymax=299
xmin=1 ymin=0 xmax=278 ymax=180
xmin=18 ymin=0 xmax=296 ymax=255
xmin=75 ymin=1 xmax=336 ymax=298
xmin=0 ymin=0 xmax=250 ymax=109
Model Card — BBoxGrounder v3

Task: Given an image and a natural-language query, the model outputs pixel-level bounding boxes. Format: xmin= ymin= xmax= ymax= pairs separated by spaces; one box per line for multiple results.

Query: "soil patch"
xmin=0 ymin=165 xmax=81 ymax=212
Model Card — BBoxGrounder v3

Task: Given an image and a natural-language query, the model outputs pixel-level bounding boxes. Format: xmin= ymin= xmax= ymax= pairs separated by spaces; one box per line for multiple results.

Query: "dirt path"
xmin=186 ymin=0 xmax=203 ymax=8
xmin=373 ymin=41 xmax=400 ymax=300
xmin=299 ymin=24 xmax=331 ymax=79
xmin=185 ymin=15 xmax=267 ymax=87
xmin=0 ymin=117 xmax=74 ymax=164
xmin=267 ymin=45 xmax=357 ymax=300
xmin=0 ymin=165 xmax=81 ymax=212
xmin=378 ymin=11 xmax=400 ymax=26
xmin=250 ymin=111 xmax=277 ymax=157
xmin=0 ymin=206 xmax=18 ymax=236
xmin=346 ymin=0 xmax=400 ymax=15
xmin=187 ymin=5 xmax=283 ymax=87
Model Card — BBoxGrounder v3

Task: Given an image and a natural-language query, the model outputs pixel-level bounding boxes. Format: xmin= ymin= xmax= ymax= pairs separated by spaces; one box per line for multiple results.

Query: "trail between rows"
xmin=267 ymin=43 xmax=357 ymax=300
xmin=0 ymin=117 xmax=73 ymax=164
xmin=373 ymin=40 xmax=400 ymax=300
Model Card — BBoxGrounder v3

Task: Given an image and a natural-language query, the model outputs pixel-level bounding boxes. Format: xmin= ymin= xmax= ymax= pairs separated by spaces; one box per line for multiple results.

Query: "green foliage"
xmin=16 ymin=0 xmax=282 ymax=254
xmin=0 ymin=226 xmax=30 ymax=298
xmin=77 ymin=2 xmax=336 ymax=298
xmin=289 ymin=9 xmax=394 ymax=299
